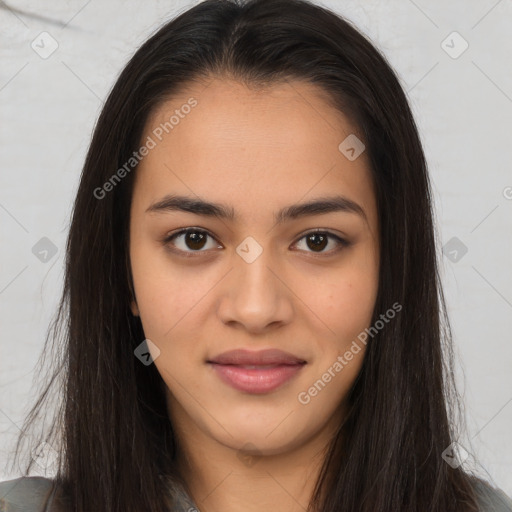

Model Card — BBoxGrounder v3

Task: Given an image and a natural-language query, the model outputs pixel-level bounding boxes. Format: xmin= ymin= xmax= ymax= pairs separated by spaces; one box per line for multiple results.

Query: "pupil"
xmin=186 ymin=232 xmax=206 ymax=250
xmin=307 ymin=233 xmax=327 ymax=252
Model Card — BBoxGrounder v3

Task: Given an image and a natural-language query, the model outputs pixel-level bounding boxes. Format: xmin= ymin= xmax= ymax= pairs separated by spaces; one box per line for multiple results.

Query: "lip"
xmin=207 ymin=349 xmax=306 ymax=394
xmin=208 ymin=348 xmax=306 ymax=366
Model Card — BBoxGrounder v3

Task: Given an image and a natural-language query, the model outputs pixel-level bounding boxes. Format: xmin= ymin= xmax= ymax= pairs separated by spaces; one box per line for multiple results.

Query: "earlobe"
xmin=130 ymin=300 xmax=140 ymax=316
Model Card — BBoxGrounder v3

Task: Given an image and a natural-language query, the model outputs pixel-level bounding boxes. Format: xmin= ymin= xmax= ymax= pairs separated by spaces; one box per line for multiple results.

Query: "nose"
xmin=217 ymin=246 xmax=294 ymax=334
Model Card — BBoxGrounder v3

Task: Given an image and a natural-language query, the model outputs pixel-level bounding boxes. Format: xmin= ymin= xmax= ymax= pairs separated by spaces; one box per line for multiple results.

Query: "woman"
xmin=1 ymin=0 xmax=511 ymax=510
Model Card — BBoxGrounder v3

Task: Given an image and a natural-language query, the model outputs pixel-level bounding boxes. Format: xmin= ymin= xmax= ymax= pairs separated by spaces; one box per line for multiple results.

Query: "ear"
xmin=130 ymin=299 xmax=140 ymax=316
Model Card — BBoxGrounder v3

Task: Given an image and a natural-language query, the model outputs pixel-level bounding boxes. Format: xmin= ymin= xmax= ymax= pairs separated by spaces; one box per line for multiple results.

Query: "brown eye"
xmin=183 ymin=231 xmax=207 ymax=250
xmin=164 ymin=228 xmax=221 ymax=255
xmin=293 ymin=230 xmax=349 ymax=255
xmin=305 ymin=233 xmax=328 ymax=252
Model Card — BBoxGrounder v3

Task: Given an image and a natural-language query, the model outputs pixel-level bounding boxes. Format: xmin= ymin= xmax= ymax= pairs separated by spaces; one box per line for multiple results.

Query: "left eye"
xmin=293 ymin=230 xmax=348 ymax=254
xmin=163 ymin=228 xmax=348 ymax=256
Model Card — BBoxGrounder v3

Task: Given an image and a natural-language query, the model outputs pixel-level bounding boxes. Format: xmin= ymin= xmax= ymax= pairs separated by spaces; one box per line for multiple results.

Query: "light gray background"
xmin=1 ymin=0 xmax=511 ymax=495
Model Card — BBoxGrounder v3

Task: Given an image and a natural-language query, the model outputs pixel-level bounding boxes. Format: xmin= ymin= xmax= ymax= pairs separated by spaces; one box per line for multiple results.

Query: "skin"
xmin=129 ymin=77 xmax=380 ymax=512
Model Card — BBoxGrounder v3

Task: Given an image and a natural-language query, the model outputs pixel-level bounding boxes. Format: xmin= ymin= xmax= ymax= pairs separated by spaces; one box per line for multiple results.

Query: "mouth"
xmin=207 ymin=348 xmax=306 ymax=366
xmin=207 ymin=349 xmax=307 ymax=394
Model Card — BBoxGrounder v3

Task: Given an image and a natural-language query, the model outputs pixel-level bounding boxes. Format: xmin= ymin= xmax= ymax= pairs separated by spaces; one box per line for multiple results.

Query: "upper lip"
xmin=208 ymin=349 xmax=306 ymax=366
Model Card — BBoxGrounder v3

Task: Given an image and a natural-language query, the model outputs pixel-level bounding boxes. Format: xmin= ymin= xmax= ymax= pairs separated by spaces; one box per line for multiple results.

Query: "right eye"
xmin=163 ymin=228 xmax=223 ymax=257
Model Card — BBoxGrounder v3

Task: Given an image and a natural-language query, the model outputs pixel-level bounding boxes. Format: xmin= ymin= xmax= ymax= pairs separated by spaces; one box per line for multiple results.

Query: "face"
xmin=129 ymin=77 xmax=379 ymax=459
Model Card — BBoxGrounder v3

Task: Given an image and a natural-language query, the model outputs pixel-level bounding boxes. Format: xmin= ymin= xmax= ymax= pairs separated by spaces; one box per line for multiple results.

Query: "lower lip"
xmin=209 ymin=363 xmax=305 ymax=393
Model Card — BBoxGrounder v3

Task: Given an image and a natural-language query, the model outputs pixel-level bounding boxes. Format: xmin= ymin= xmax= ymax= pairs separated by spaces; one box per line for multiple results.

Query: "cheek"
xmin=299 ymin=263 xmax=378 ymax=341
xmin=333 ymin=278 xmax=377 ymax=334
xmin=130 ymin=242 xmax=214 ymax=338
xmin=333 ymin=246 xmax=379 ymax=335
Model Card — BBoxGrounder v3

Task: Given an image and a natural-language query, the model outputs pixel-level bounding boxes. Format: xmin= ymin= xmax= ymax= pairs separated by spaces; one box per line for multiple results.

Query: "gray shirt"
xmin=1 ymin=475 xmax=512 ymax=511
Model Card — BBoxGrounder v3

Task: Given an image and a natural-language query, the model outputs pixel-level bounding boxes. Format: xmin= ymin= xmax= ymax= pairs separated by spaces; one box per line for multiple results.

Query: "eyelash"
xmin=162 ymin=228 xmax=350 ymax=258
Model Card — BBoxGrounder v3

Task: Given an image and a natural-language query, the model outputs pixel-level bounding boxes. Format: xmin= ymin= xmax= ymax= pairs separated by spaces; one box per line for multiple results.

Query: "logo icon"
xmin=32 ymin=237 xmax=58 ymax=263
xmin=236 ymin=442 xmax=262 ymax=467
xmin=31 ymin=32 xmax=59 ymax=59
xmin=134 ymin=339 xmax=161 ymax=365
xmin=442 ymin=442 xmax=469 ymax=468
xmin=236 ymin=236 xmax=263 ymax=264
xmin=442 ymin=236 xmax=468 ymax=263
xmin=441 ymin=31 xmax=469 ymax=59
xmin=339 ymin=134 xmax=365 ymax=161
xmin=31 ymin=441 xmax=57 ymax=471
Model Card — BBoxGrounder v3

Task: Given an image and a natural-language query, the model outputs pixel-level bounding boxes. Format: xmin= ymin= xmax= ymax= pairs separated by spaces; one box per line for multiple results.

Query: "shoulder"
xmin=0 ymin=476 xmax=68 ymax=512
xmin=3 ymin=474 xmax=510 ymax=511
xmin=470 ymin=477 xmax=512 ymax=512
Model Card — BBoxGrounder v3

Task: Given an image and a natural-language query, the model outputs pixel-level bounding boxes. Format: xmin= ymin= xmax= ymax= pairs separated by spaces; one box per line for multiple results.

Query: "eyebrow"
xmin=146 ymin=193 xmax=367 ymax=224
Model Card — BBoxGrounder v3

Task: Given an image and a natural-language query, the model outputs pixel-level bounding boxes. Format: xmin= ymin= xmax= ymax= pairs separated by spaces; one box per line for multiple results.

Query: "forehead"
xmin=145 ymin=77 xmax=361 ymax=158
xmin=134 ymin=77 xmax=376 ymax=229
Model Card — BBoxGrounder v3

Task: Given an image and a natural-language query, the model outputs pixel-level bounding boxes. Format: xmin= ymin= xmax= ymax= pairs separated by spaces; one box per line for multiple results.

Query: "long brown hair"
xmin=9 ymin=0 xmax=483 ymax=510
